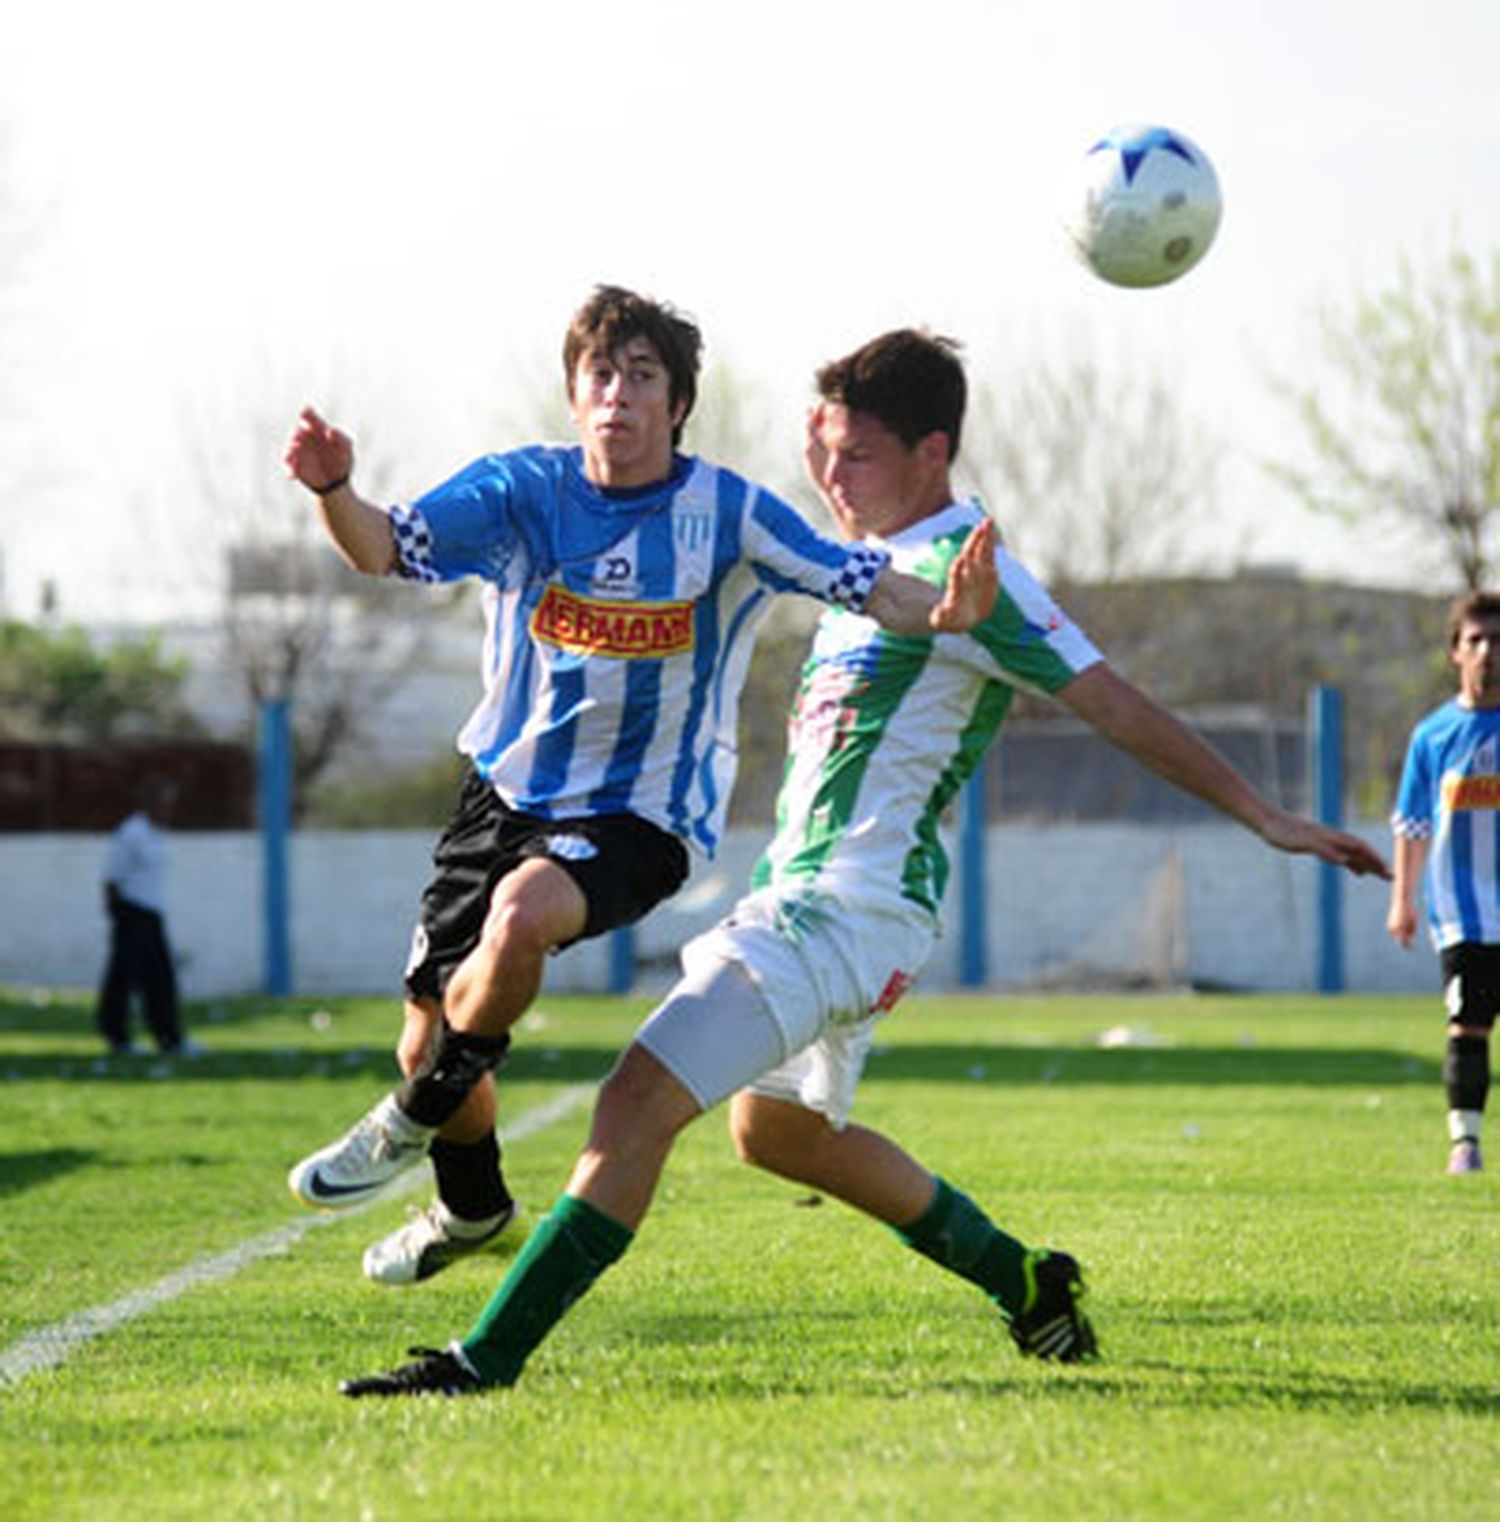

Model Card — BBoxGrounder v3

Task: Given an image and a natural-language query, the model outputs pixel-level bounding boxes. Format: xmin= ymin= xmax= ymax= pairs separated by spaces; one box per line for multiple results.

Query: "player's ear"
xmin=916 ymin=430 xmax=951 ymax=472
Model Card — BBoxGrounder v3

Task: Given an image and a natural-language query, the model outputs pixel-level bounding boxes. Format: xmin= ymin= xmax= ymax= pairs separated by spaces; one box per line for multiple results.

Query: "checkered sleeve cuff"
xmin=827 ymin=543 xmax=889 ymax=613
xmin=389 ymin=504 xmax=442 ymax=583
xmin=1390 ymin=813 xmax=1432 ymax=840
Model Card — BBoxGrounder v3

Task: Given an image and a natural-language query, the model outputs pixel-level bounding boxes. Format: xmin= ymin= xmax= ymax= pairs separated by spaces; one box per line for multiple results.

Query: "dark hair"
xmin=563 ymin=285 xmax=703 ymax=445
xmin=814 ymin=328 xmax=967 ymax=460
xmin=1447 ymin=591 xmax=1500 ymax=647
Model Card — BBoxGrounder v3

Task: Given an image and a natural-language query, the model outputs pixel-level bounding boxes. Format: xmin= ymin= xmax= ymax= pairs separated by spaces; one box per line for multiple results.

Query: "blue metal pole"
xmin=1309 ymin=685 xmax=1344 ymax=994
xmin=260 ymin=697 xmax=293 ymax=997
xmin=608 ymin=926 xmax=635 ymax=995
xmin=959 ymin=765 xmax=988 ymax=987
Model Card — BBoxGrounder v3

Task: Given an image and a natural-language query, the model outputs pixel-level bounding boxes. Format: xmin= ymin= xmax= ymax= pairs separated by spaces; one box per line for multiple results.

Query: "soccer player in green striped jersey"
xmin=342 ymin=330 xmax=1390 ymax=1397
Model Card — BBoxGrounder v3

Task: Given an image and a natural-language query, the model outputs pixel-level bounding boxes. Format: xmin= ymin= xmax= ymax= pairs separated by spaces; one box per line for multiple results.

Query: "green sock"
xmin=460 ymin=1194 xmax=633 ymax=1386
xmin=893 ymin=1176 xmax=1030 ymax=1318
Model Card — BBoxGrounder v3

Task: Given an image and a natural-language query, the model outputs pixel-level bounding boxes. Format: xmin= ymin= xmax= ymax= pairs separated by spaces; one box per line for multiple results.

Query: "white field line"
xmin=0 ymin=1083 xmax=596 ymax=1389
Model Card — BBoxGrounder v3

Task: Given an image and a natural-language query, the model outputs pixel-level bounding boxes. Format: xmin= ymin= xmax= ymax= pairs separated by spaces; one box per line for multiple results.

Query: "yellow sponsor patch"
xmin=1442 ymin=773 xmax=1500 ymax=812
xmin=531 ymin=584 xmax=695 ymax=659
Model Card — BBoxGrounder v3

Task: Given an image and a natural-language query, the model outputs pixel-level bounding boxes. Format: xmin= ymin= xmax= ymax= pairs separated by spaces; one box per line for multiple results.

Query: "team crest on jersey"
xmin=673 ymin=504 xmax=715 ymax=554
xmin=532 ymin=584 xmax=695 ymax=659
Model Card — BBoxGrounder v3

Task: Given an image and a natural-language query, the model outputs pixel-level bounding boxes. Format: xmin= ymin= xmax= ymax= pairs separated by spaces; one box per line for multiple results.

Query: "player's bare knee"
xmin=479 ymin=896 xmax=555 ymax=962
xmin=729 ymin=1102 xmax=772 ymax=1169
xmin=594 ymin=1046 xmax=675 ymax=1135
xmin=730 ymin=1094 xmax=823 ymax=1176
xmin=1448 ymin=1021 xmax=1490 ymax=1041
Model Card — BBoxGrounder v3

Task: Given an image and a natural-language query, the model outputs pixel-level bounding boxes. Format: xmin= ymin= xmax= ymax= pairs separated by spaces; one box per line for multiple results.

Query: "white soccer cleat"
xmin=362 ymin=1200 xmax=518 ymax=1285
xmin=288 ymin=1095 xmax=434 ymax=1209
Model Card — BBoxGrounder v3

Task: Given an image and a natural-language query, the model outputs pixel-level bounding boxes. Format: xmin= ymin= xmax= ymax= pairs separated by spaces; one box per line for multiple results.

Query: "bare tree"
xmin=183 ymin=385 xmax=465 ymax=814
xmin=1271 ymin=243 xmax=1500 ymax=591
xmin=960 ymin=344 xmax=1222 ymax=586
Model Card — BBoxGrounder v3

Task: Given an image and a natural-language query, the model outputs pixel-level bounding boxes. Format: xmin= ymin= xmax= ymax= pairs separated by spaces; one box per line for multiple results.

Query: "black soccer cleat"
xmin=339 ymin=1344 xmax=484 ymax=1398
xmin=1008 ymin=1250 xmax=1099 ymax=1363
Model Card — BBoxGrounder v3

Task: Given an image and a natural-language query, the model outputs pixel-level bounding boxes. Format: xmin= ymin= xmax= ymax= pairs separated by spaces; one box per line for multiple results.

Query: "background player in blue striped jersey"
xmin=1388 ymin=591 xmax=1500 ymax=1174
xmin=339 ymin=328 xmax=1391 ymax=1397
xmin=281 ymin=287 xmax=998 ymax=1284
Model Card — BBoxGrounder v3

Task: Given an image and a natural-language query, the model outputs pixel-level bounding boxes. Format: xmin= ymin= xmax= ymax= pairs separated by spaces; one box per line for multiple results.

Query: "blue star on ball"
xmin=1088 ymin=125 xmax=1198 ymax=184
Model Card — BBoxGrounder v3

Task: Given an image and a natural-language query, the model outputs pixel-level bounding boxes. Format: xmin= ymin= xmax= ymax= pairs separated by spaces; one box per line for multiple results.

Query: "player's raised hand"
xmin=929 ymin=518 xmax=998 ymax=633
xmin=285 ymin=406 xmax=354 ymax=494
xmin=1260 ymin=810 xmax=1391 ymax=879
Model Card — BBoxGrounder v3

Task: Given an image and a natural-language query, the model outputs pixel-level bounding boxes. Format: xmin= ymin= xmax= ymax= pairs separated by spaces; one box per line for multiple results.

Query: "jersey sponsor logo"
xmin=1441 ymin=773 xmax=1500 ymax=812
xmin=531 ymin=584 xmax=694 ymax=659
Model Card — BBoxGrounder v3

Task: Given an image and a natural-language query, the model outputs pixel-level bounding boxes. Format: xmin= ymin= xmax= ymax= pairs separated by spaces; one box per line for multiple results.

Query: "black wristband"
xmin=313 ymin=474 xmax=350 ymax=497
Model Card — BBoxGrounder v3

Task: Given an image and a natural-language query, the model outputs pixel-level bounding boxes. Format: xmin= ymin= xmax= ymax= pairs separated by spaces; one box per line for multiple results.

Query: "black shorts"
xmin=1439 ymin=942 xmax=1500 ymax=1030
xmin=404 ymin=768 xmax=690 ymax=1002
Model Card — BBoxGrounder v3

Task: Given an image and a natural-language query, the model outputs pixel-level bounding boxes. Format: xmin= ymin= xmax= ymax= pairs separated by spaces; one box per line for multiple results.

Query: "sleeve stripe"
xmin=828 ymin=543 xmax=889 ymax=612
xmin=390 ymin=503 xmax=442 ymax=584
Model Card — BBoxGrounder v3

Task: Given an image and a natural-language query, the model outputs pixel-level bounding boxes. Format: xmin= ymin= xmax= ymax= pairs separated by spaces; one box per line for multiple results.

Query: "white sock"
xmin=434 ymin=1199 xmax=510 ymax=1239
xmin=1449 ymin=1108 xmax=1483 ymax=1144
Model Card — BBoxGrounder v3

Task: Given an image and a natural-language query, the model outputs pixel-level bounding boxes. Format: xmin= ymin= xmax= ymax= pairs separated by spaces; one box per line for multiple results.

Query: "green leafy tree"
xmin=0 ymin=620 xmax=198 ymax=742
xmin=1273 ymin=244 xmax=1500 ymax=591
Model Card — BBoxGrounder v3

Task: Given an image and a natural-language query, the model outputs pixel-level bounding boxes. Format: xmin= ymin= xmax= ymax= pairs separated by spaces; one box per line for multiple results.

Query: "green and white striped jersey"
xmin=750 ymin=502 xmax=1101 ymax=916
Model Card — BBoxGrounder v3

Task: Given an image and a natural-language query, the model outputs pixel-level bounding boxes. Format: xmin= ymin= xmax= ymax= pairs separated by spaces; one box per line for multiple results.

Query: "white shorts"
xmin=634 ymin=887 xmax=935 ymax=1127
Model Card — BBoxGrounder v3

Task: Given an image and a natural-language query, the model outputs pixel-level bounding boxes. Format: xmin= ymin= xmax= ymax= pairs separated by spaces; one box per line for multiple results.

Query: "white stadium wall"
xmin=0 ymin=824 xmax=1424 ymax=1002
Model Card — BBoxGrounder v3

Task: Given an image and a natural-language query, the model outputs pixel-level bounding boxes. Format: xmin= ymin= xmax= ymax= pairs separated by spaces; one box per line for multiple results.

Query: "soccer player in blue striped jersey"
xmin=340 ymin=329 xmax=1391 ymax=1397
xmin=282 ymin=288 xmax=997 ymax=1283
xmin=1389 ymin=592 xmax=1500 ymax=1174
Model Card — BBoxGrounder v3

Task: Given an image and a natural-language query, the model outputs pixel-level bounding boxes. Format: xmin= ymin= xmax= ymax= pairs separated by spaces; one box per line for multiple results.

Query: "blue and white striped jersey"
xmin=389 ymin=445 xmax=887 ymax=857
xmin=1392 ymin=699 xmax=1500 ymax=948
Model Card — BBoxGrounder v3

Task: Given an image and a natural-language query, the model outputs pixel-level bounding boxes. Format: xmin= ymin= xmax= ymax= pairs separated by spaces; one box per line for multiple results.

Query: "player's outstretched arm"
xmin=864 ymin=521 xmax=999 ymax=636
xmin=1252 ymin=810 xmax=1391 ymax=878
xmin=284 ymin=406 xmax=397 ymax=575
xmin=1060 ymin=664 xmax=1391 ymax=879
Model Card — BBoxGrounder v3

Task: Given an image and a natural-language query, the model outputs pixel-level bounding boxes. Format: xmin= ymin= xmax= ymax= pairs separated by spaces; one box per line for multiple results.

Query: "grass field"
xmin=2 ymin=986 xmax=1496 ymax=1521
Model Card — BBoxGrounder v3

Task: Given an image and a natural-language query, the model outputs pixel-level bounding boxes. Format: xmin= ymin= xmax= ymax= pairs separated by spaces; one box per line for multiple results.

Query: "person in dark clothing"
xmin=97 ymin=775 xmax=184 ymax=1055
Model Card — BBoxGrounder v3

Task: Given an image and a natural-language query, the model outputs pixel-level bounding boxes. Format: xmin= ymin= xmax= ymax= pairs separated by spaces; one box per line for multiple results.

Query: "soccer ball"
xmin=1061 ymin=124 xmax=1222 ymax=289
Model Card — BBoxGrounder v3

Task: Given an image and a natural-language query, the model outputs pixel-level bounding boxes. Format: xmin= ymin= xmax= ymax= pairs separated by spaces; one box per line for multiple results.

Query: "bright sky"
xmin=4 ymin=0 xmax=1499 ymax=620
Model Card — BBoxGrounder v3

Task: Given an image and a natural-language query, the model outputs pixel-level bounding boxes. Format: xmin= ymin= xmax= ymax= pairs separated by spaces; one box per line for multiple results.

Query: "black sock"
xmin=431 ymin=1133 xmax=513 ymax=1223
xmin=1445 ymin=1034 xmax=1490 ymax=1113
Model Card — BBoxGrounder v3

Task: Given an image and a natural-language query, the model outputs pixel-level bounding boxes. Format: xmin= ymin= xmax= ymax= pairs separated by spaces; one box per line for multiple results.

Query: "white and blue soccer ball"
xmin=1061 ymin=124 xmax=1222 ymax=289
